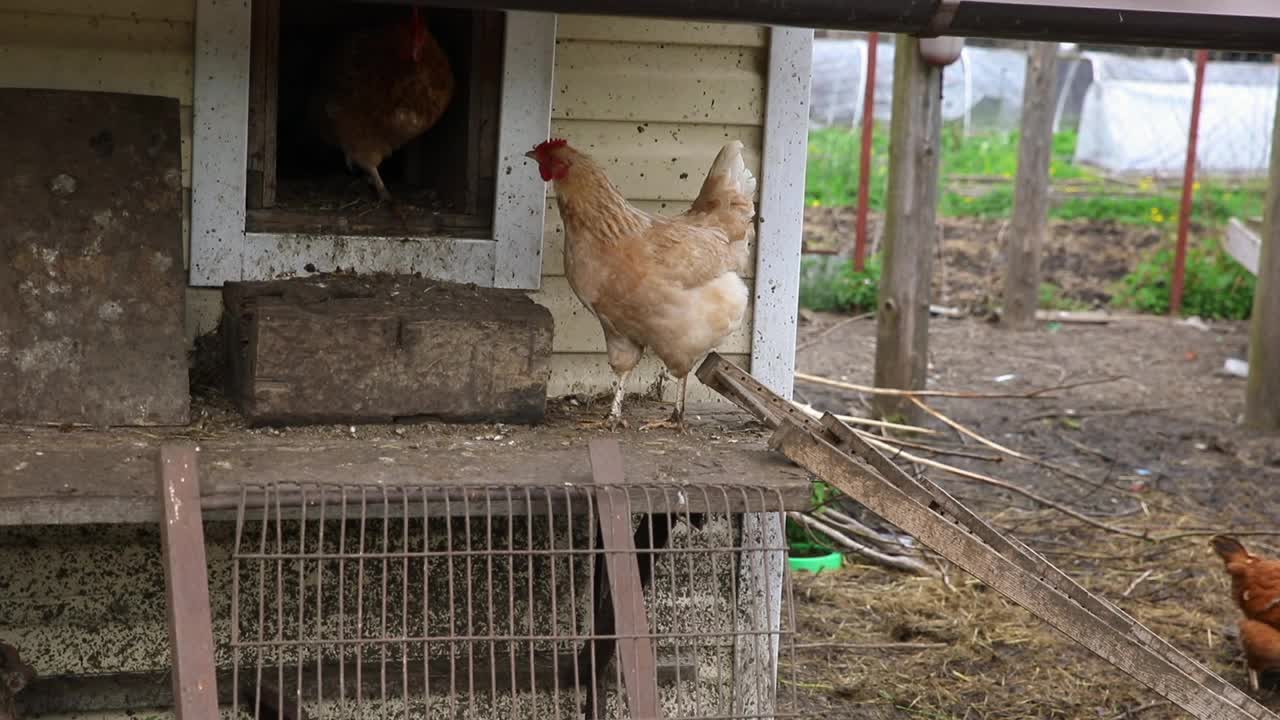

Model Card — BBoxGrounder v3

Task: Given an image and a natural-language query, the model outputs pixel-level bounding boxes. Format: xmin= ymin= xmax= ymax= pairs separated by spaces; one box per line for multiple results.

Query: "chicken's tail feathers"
xmin=1211 ymin=534 xmax=1249 ymax=563
xmin=714 ymin=140 xmax=757 ymax=199
xmin=692 ymin=140 xmax=756 ymax=216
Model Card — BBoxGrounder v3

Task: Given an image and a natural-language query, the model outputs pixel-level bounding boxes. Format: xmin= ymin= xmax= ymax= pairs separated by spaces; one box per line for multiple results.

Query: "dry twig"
xmin=795 ymin=372 xmax=1124 ymax=400
xmin=788 ymin=512 xmax=939 ymax=577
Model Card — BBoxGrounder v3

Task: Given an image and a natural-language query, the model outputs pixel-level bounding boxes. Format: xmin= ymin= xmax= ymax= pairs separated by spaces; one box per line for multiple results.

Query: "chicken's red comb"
xmin=533 ymin=138 xmax=568 ymax=153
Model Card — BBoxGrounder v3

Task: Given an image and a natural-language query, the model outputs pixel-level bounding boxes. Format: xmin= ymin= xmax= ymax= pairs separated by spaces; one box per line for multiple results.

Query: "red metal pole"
xmin=854 ymin=31 xmax=879 ymax=272
xmin=1171 ymin=49 xmax=1208 ymax=315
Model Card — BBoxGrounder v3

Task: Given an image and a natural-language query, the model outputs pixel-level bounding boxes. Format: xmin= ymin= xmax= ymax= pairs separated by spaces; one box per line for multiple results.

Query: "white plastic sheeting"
xmin=808 ymin=37 xmax=1038 ymax=133
xmin=809 ymin=39 xmax=1279 ymax=178
xmin=1073 ymin=53 xmax=1278 ymax=176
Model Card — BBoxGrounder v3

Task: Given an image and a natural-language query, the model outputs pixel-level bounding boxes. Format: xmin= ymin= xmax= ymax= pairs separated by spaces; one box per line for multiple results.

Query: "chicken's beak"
xmin=523 ymin=150 xmax=537 ymax=160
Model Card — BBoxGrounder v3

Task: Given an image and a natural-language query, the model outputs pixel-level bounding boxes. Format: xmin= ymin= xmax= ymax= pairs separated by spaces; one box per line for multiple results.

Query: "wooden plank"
xmin=736 ymin=30 xmax=811 ymax=717
xmin=0 ymin=0 xmax=193 ymax=22
xmin=221 ymin=275 xmax=554 ymax=425
xmin=1225 ymin=217 xmax=1261 ymax=275
xmin=0 ymin=44 xmax=192 ymax=104
xmin=245 ymin=0 xmax=280 ymax=209
xmin=158 ymin=444 xmax=220 ymax=720
xmin=555 ymin=15 xmax=767 ymax=47
xmin=553 ymin=41 xmax=765 ymax=126
xmin=0 ymin=11 xmax=191 ymax=52
xmin=0 ymin=89 xmax=190 ymax=426
xmin=0 ymin=423 xmax=809 ymax=526
xmin=491 ymin=11 xmax=556 ymax=290
xmin=240 ymin=232 xmax=496 ymax=284
xmin=1246 ymin=85 xmax=1280 ymax=430
xmin=873 ymin=36 xmax=944 ymax=423
xmin=1003 ymin=41 xmax=1059 ymax=329
xmin=189 ymin=0 xmax=252 ymax=286
xmin=769 ymin=422 xmax=1267 ymax=720
xmin=467 ymin=10 xmax=504 ymax=216
xmin=588 ymin=439 xmax=662 ymax=720
xmin=749 ymin=27 xmax=811 ymax=402
xmin=533 ymin=276 xmax=752 ymax=354
xmin=544 ymin=120 xmax=763 ymax=202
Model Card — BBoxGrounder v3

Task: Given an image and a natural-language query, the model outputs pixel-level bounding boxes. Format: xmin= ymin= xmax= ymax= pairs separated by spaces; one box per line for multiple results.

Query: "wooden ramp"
xmin=696 ymin=353 xmax=1277 ymax=720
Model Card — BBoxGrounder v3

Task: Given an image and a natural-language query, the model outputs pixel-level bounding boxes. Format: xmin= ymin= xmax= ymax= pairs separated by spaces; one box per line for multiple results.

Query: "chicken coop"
xmin=0 ymin=0 xmax=813 ymax=718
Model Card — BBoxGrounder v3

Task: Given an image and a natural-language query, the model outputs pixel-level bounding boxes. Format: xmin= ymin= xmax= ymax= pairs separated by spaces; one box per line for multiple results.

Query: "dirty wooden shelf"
xmin=0 ymin=401 xmax=809 ymax=526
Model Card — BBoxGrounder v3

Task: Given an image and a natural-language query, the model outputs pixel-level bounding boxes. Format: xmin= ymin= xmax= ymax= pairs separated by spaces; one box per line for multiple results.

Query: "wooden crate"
xmin=222 ymin=274 xmax=553 ymax=425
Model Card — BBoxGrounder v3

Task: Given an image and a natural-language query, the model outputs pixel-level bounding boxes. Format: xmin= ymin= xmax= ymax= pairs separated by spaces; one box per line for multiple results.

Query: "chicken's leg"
xmin=641 ymin=375 xmax=687 ymax=432
xmin=578 ymin=368 xmax=632 ymax=431
xmin=1249 ymin=666 xmax=1260 ymax=692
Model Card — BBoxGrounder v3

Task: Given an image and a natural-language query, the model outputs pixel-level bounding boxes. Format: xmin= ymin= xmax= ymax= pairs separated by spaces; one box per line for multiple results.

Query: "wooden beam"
xmin=1002 ymin=41 xmax=1059 ymax=330
xmin=873 ymin=35 xmax=943 ymax=422
xmin=158 ymin=444 xmax=220 ymax=720
xmin=1246 ymin=80 xmax=1280 ymax=430
xmin=587 ymin=439 xmax=661 ymax=720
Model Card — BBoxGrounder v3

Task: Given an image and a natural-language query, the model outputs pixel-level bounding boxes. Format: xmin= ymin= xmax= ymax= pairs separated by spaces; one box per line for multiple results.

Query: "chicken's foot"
xmin=641 ymin=375 xmax=688 ymax=433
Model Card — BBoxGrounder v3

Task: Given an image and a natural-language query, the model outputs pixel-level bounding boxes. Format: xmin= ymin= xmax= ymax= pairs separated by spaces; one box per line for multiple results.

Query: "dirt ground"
xmin=804 ymin=208 xmax=1167 ymax=311
xmin=786 ymin=310 xmax=1280 ymax=719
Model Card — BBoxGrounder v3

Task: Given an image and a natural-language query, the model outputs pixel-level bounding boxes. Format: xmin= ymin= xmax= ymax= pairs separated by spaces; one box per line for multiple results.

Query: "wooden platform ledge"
xmin=0 ymin=402 xmax=809 ymax=526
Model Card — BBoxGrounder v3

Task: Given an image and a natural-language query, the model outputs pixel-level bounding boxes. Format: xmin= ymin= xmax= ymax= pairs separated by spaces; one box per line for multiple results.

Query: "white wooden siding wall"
xmin=536 ymin=16 xmax=768 ymax=402
xmin=0 ymin=0 xmax=195 ymax=247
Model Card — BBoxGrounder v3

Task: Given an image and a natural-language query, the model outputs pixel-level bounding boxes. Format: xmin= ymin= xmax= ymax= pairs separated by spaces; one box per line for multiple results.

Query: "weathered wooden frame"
xmin=190 ymin=1 xmax=555 ymax=289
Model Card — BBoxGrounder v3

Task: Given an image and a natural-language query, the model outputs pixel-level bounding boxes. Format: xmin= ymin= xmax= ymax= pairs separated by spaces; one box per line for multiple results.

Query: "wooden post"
xmin=1245 ymin=79 xmax=1280 ymax=430
xmin=1002 ymin=41 xmax=1059 ymax=329
xmin=873 ymin=35 xmax=944 ymax=422
xmin=158 ymin=444 xmax=220 ymax=720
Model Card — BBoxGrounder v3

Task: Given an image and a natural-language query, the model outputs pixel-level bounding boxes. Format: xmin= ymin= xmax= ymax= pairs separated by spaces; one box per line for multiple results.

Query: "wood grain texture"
xmin=1247 ymin=83 xmax=1280 ymax=430
xmin=874 ymin=36 xmax=943 ymax=422
xmin=1003 ymin=41 xmax=1059 ymax=330
xmin=0 ymin=89 xmax=189 ymax=425
xmin=0 ymin=419 xmax=809 ymax=526
xmin=158 ymin=444 xmax=220 ymax=720
xmin=222 ymin=276 xmax=553 ymax=425
xmin=553 ymin=41 xmax=765 ymax=125
xmin=555 ymin=15 xmax=766 ymax=47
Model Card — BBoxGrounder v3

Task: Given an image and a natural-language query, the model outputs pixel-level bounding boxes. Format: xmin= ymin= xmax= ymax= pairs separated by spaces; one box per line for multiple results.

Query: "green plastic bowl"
xmin=788 ymin=550 xmax=843 ymax=574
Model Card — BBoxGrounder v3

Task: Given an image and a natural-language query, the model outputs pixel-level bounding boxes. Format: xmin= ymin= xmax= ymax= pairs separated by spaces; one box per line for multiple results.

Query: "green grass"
xmin=1112 ymin=238 xmax=1256 ymax=320
xmin=798 ymin=254 xmax=882 ymax=313
xmin=806 ymin=125 xmax=1266 ymax=229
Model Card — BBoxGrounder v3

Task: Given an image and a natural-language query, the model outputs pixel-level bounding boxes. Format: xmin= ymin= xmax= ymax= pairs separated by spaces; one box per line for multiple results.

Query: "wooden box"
xmin=222 ymin=275 xmax=553 ymax=425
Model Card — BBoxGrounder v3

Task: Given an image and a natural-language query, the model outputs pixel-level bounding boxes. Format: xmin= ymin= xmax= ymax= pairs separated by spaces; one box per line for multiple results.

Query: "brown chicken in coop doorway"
xmin=307 ymin=6 xmax=455 ymax=204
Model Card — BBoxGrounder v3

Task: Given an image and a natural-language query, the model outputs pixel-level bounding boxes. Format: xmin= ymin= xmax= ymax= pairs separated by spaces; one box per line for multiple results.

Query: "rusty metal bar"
xmin=854 ymin=31 xmax=879 ymax=272
xmin=1171 ymin=47 xmax=1209 ymax=316
xmin=158 ymin=444 xmax=219 ymax=720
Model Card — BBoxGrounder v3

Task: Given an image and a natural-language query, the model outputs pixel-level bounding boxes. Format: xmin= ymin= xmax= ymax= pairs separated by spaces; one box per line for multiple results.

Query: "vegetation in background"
xmin=807 ymin=125 xmax=1266 ymax=229
xmin=1112 ymin=238 xmax=1256 ymax=320
xmin=1038 ymin=283 xmax=1089 ymax=312
xmin=803 ymin=124 xmax=1264 ymax=319
xmin=798 ymin=254 xmax=882 ymax=313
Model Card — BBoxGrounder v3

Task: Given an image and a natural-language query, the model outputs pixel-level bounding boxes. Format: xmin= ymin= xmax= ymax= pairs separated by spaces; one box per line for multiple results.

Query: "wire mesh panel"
xmin=225 ymin=482 xmax=797 ymax=720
